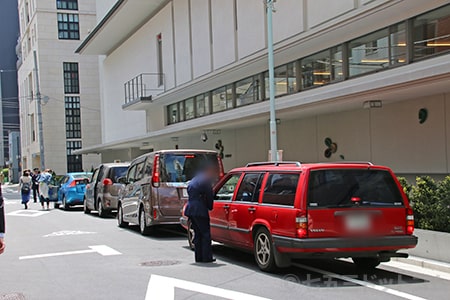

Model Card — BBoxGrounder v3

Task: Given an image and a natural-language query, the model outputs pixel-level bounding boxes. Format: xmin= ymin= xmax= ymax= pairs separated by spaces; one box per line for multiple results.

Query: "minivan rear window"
xmin=308 ymin=169 xmax=404 ymax=208
xmin=110 ymin=167 xmax=128 ymax=183
xmin=160 ymin=153 xmax=219 ymax=183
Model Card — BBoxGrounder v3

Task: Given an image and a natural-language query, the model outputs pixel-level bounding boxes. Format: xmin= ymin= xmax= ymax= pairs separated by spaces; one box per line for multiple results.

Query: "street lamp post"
xmin=266 ymin=0 xmax=278 ymax=161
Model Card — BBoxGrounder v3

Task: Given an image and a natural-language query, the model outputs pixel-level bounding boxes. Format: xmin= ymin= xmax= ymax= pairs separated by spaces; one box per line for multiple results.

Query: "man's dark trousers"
xmin=190 ymin=216 xmax=213 ymax=262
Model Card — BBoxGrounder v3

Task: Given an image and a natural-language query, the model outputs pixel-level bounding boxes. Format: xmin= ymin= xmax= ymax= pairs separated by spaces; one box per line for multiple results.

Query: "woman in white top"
xmin=19 ymin=170 xmax=32 ymax=209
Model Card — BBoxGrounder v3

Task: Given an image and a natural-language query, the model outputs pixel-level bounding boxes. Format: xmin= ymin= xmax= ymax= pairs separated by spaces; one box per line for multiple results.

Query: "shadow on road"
xmin=209 ymin=244 xmax=428 ymax=288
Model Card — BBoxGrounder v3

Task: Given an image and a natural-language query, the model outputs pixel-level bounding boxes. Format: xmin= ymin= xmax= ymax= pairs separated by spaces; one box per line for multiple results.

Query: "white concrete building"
xmin=17 ymin=0 xmax=101 ymax=173
xmin=77 ymin=0 xmax=450 ymax=179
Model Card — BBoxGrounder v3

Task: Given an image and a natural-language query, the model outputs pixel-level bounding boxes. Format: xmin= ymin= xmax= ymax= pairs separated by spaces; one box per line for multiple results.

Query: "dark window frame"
xmin=63 ymin=62 xmax=79 ymax=94
xmin=65 ymin=96 xmax=81 ymax=139
xmin=66 ymin=140 xmax=82 ymax=172
xmin=57 ymin=13 xmax=80 ymax=40
xmin=56 ymin=0 xmax=78 ymax=10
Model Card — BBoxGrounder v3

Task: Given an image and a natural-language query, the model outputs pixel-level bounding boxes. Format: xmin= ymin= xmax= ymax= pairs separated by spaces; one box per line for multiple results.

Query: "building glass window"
xmin=66 ymin=141 xmax=82 ymax=172
xmin=195 ymin=93 xmax=210 ymax=117
xmin=57 ymin=0 xmax=78 ymax=10
xmin=212 ymin=85 xmax=233 ymax=113
xmin=348 ymin=28 xmax=390 ymax=76
xmin=390 ymin=23 xmax=407 ymax=65
xmin=302 ymin=50 xmax=331 ymax=88
xmin=63 ymin=62 xmax=79 ymax=94
xmin=331 ymin=46 xmax=344 ymax=81
xmin=264 ymin=63 xmax=297 ymax=98
xmin=302 ymin=47 xmax=343 ymax=89
xmin=413 ymin=5 xmax=450 ymax=60
xmin=65 ymin=96 xmax=81 ymax=139
xmin=236 ymin=76 xmax=261 ymax=107
xmin=168 ymin=103 xmax=179 ymax=124
xmin=185 ymin=98 xmax=195 ymax=120
xmin=57 ymin=13 xmax=79 ymax=40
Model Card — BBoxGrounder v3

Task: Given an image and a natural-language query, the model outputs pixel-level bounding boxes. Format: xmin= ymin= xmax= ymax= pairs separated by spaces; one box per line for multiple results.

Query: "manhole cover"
xmin=0 ymin=293 xmax=26 ymax=300
xmin=140 ymin=260 xmax=181 ymax=267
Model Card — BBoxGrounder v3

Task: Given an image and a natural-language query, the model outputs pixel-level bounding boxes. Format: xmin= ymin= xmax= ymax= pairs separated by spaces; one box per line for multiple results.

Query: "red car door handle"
xmin=248 ymin=207 xmax=256 ymax=212
xmin=224 ymin=205 xmax=230 ymax=209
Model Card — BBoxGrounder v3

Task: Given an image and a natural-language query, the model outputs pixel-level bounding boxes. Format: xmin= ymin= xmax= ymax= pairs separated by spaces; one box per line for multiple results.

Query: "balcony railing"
xmin=124 ymin=73 xmax=165 ymax=105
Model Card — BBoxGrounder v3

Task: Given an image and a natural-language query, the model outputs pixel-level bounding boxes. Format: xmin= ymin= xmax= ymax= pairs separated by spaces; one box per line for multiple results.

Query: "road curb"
xmin=393 ymin=256 xmax=450 ymax=273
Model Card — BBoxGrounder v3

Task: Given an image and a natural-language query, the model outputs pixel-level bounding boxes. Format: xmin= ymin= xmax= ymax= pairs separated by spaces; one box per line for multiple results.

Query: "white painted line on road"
xmin=145 ymin=275 xmax=271 ymax=300
xmin=19 ymin=245 xmax=121 ymax=260
xmin=293 ymin=263 xmax=427 ymax=300
xmin=19 ymin=249 xmax=94 ymax=260
xmin=7 ymin=210 xmax=50 ymax=217
xmin=89 ymin=245 xmax=122 ymax=256
xmin=43 ymin=230 xmax=97 ymax=237
xmin=385 ymin=261 xmax=450 ymax=281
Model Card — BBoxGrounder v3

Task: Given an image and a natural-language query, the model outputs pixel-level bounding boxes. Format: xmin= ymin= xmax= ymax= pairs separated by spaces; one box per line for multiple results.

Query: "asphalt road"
xmin=1 ymin=186 xmax=449 ymax=300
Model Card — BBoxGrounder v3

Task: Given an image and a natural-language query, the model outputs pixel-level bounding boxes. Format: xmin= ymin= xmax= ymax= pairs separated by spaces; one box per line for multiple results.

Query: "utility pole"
xmin=33 ymin=50 xmax=45 ymax=170
xmin=266 ymin=0 xmax=278 ymax=161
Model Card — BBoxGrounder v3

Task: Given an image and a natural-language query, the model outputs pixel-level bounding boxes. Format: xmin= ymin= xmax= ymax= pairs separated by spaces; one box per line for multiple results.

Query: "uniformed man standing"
xmin=185 ymin=163 xmax=216 ymax=263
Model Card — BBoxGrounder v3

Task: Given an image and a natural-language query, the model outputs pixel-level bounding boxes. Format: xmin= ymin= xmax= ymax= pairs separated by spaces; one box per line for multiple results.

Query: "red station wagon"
xmin=182 ymin=161 xmax=418 ymax=272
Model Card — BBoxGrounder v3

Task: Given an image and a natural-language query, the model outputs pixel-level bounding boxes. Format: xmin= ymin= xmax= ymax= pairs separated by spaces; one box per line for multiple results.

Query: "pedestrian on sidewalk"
xmin=31 ymin=168 xmax=40 ymax=203
xmin=39 ymin=169 xmax=53 ymax=210
xmin=0 ymin=184 xmax=5 ymax=254
xmin=19 ymin=170 xmax=32 ymax=209
xmin=184 ymin=162 xmax=216 ymax=263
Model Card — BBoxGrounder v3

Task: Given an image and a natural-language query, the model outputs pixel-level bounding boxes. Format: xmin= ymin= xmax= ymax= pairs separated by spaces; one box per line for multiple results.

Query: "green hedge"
xmin=398 ymin=176 xmax=450 ymax=233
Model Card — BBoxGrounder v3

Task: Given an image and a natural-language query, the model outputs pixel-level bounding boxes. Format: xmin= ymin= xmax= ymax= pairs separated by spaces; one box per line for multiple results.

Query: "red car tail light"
xmin=152 ymin=154 xmax=160 ymax=188
xmin=296 ymin=216 xmax=308 ymax=238
xmin=406 ymin=208 xmax=414 ymax=235
xmin=153 ymin=208 xmax=157 ymax=219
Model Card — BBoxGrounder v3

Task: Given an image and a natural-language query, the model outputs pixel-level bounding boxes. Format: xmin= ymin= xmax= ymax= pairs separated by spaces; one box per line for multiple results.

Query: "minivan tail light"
xmin=103 ymin=178 xmax=113 ymax=186
xmin=296 ymin=216 xmax=308 ymax=238
xmin=69 ymin=180 xmax=76 ymax=187
xmin=152 ymin=154 xmax=160 ymax=188
xmin=406 ymin=208 xmax=414 ymax=235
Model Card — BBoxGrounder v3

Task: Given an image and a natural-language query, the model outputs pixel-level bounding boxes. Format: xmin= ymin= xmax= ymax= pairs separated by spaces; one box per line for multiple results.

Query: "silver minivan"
xmin=117 ymin=149 xmax=224 ymax=235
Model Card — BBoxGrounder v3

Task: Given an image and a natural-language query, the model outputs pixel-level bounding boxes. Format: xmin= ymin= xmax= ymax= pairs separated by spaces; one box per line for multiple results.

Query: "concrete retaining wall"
xmin=407 ymin=229 xmax=450 ymax=263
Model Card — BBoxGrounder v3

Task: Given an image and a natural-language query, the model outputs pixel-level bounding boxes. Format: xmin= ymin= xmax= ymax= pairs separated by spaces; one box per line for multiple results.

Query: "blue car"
xmin=57 ymin=172 xmax=92 ymax=210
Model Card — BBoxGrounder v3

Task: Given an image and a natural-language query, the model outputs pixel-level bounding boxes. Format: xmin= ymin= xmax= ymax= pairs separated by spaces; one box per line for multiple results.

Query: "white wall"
xmin=190 ymin=0 xmax=211 ymax=79
xmin=173 ymin=0 xmax=192 ymax=85
xmin=211 ymin=0 xmax=236 ymax=69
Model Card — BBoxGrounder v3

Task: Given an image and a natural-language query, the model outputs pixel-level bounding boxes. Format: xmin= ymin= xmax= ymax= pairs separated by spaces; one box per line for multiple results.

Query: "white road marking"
xmin=145 ymin=275 xmax=271 ymax=300
xmin=43 ymin=230 xmax=96 ymax=237
xmin=293 ymin=263 xmax=427 ymax=300
xmin=7 ymin=210 xmax=50 ymax=217
xmin=19 ymin=245 xmax=121 ymax=260
xmin=385 ymin=261 xmax=450 ymax=281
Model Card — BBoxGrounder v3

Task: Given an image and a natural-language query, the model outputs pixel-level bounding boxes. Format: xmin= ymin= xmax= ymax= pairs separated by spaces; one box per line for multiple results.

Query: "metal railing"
xmin=124 ymin=73 xmax=165 ymax=105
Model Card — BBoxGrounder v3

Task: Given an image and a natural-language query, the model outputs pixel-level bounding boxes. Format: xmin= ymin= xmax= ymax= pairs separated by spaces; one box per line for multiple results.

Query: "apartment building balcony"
xmin=123 ymin=73 xmax=165 ymax=110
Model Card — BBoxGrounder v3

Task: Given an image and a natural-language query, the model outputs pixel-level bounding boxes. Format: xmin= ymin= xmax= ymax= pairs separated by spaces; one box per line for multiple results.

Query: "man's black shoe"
xmin=201 ymin=258 xmax=216 ymax=263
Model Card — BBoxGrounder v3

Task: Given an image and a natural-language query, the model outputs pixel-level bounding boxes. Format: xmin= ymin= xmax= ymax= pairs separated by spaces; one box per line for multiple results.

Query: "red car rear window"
xmin=307 ymin=169 xmax=404 ymax=208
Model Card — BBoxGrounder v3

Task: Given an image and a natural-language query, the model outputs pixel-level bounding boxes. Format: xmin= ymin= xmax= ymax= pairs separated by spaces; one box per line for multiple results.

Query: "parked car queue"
xmin=56 ymin=149 xmax=418 ymax=273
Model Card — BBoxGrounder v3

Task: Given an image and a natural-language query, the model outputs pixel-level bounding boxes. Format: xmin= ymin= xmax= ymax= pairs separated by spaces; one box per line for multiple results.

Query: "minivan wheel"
xmin=352 ymin=257 xmax=381 ymax=270
xmin=187 ymin=220 xmax=195 ymax=251
xmin=97 ymin=200 xmax=107 ymax=218
xmin=254 ymin=228 xmax=276 ymax=272
xmin=117 ymin=205 xmax=128 ymax=228
xmin=83 ymin=198 xmax=90 ymax=214
xmin=139 ymin=208 xmax=152 ymax=236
